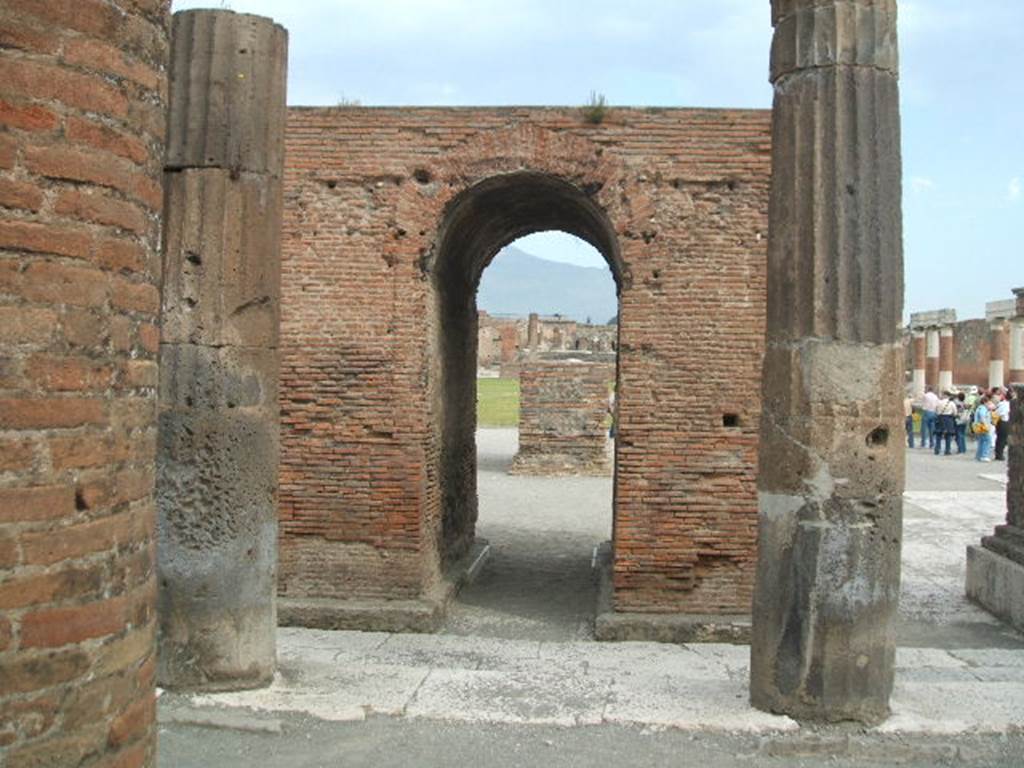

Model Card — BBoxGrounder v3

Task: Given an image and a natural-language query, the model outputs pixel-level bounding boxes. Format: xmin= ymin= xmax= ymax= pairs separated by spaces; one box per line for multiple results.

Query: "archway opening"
xmin=431 ymin=172 xmax=622 ymax=635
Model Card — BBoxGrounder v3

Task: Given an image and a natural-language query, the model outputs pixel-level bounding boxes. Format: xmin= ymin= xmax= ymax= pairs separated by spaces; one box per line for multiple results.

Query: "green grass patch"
xmin=477 ymin=378 xmax=519 ymax=427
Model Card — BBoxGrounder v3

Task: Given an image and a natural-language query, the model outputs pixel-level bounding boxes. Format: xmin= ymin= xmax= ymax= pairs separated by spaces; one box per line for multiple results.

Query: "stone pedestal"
xmin=938 ymin=325 xmax=954 ymax=392
xmin=157 ymin=9 xmax=288 ymax=691
xmin=911 ymin=329 xmax=926 ymax=396
xmin=751 ymin=0 xmax=904 ymax=725
xmin=510 ymin=360 xmax=614 ymax=476
xmin=966 ymin=384 xmax=1024 ymax=632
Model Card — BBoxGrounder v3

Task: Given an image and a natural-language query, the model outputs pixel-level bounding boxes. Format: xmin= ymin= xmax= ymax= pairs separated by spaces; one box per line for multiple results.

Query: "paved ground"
xmin=160 ymin=429 xmax=1024 ymax=767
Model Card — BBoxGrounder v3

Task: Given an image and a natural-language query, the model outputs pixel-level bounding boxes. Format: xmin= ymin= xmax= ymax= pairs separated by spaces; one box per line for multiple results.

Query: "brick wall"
xmin=0 ymin=1 xmax=167 ymax=764
xmin=511 ymin=361 xmax=614 ymax=476
xmin=280 ymin=107 xmax=770 ymax=615
xmin=954 ymin=319 xmax=994 ymax=387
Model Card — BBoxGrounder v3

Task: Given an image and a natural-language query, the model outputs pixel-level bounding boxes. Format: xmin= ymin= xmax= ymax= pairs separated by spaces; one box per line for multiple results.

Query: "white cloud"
xmin=1009 ymin=177 xmax=1022 ymax=202
xmin=910 ymin=176 xmax=935 ymax=194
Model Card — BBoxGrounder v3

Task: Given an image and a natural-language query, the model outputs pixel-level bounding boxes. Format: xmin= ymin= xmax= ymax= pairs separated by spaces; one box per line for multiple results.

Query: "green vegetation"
xmin=581 ymin=91 xmax=608 ymax=125
xmin=477 ymin=378 xmax=520 ymax=427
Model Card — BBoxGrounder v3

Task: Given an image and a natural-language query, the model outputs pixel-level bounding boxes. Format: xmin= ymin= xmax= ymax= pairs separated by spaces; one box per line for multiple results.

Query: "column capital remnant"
xmin=771 ymin=0 xmax=898 ymax=82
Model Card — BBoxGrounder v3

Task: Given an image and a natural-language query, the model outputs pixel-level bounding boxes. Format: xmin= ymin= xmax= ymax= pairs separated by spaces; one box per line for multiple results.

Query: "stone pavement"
xmin=159 ymin=430 xmax=1024 ymax=765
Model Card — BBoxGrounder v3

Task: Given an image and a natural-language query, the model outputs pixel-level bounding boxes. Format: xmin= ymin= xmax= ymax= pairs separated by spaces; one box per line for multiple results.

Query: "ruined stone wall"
xmin=955 ymin=319 xmax=993 ymax=387
xmin=511 ymin=361 xmax=614 ymax=475
xmin=0 ymin=0 xmax=168 ymax=763
xmin=279 ymin=107 xmax=770 ymax=616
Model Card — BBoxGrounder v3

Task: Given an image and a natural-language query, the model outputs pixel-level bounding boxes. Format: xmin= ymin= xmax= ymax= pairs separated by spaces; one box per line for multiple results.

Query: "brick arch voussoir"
xmin=393 ymin=124 xmax=636 ymax=286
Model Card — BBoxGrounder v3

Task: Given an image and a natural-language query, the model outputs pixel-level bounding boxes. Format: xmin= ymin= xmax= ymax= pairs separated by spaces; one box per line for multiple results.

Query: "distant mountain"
xmin=476 ymin=246 xmax=617 ymax=324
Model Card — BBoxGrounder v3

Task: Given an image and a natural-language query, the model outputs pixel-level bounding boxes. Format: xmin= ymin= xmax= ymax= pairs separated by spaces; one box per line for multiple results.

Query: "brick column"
xmin=0 ymin=1 xmax=169 ymax=764
xmin=938 ymin=324 xmax=954 ymax=392
xmin=157 ymin=10 xmax=287 ymax=691
xmin=990 ymin=320 xmax=1007 ymax=389
xmin=752 ymin=0 xmax=903 ymax=724
xmin=911 ymin=328 xmax=926 ymax=396
xmin=925 ymin=325 xmax=940 ymax=390
xmin=966 ymin=384 xmax=1024 ymax=631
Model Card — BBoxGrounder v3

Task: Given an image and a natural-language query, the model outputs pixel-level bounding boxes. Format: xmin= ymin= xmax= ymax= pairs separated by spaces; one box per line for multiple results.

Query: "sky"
xmin=171 ymin=0 xmax=1023 ymax=322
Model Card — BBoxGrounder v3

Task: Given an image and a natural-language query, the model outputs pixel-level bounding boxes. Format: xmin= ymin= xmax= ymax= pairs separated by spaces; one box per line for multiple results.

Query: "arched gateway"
xmin=275 ymin=109 xmax=772 ymax=634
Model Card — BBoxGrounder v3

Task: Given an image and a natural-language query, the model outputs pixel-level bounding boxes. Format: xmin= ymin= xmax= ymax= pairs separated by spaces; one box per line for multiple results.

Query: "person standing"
xmin=974 ymin=394 xmax=994 ymax=462
xmin=954 ymin=391 xmax=969 ymax=454
xmin=994 ymin=388 xmax=1011 ymax=461
xmin=933 ymin=391 xmax=956 ymax=456
xmin=921 ymin=386 xmax=939 ymax=449
xmin=904 ymin=391 xmax=915 ymax=449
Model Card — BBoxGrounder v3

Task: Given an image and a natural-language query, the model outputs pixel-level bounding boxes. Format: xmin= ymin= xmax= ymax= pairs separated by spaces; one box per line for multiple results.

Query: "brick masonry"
xmin=279 ymin=107 xmax=770 ymax=616
xmin=510 ymin=360 xmax=615 ymax=476
xmin=0 ymin=0 xmax=168 ymax=764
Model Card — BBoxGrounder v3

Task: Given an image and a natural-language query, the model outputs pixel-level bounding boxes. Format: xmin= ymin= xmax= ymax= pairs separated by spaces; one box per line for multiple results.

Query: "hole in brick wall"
xmin=723 ymin=413 xmax=740 ymax=428
xmin=326 ymin=180 xmax=337 ymax=189
xmin=866 ymin=426 xmax=889 ymax=447
xmin=413 ymin=168 xmax=432 ymax=184
xmin=186 ymin=251 xmax=202 ymax=265
xmin=75 ymin=488 xmax=87 ymax=511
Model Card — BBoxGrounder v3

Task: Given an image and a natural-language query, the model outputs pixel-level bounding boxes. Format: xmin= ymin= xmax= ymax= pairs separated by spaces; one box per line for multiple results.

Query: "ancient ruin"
xmin=477 ymin=311 xmax=617 ymax=377
xmin=905 ymin=291 xmax=1024 ymax=393
xmin=275 ymin=105 xmax=770 ymax=633
xmin=0 ymin=1 xmax=166 ymax=762
xmin=12 ymin=0 xmax=1023 ymax=763
xmin=750 ymin=0 xmax=904 ymax=723
xmin=510 ymin=360 xmax=615 ymax=476
xmin=967 ymin=384 xmax=1024 ymax=631
xmin=156 ymin=10 xmax=288 ymax=691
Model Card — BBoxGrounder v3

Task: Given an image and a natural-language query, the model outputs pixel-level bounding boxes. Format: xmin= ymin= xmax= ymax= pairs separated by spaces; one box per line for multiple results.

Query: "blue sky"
xmin=172 ymin=0 xmax=1023 ymax=322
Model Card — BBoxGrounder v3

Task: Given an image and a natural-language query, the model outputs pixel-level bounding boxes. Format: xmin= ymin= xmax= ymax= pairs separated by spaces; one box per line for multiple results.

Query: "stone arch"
xmin=428 ymin=168 xmax=625 ymax=562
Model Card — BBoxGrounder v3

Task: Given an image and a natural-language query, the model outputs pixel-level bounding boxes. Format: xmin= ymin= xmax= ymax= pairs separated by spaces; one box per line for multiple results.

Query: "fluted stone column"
xmin=911 ymin=329 xmax=926 ymax=396
xmin=752 ymin=0 xmax=904 ymax=724
xmin=157 ymin=9 xmax=288 ymax=691
xmin=990 ymin=320 xmax=1008 ymax=389
xmin=925 ymin=326 xmax=940 ymax=390
xmin=938 ymin=324 xmax=954 ymax=392
xmin=966 ymin=384 xmax=1024 ymax=631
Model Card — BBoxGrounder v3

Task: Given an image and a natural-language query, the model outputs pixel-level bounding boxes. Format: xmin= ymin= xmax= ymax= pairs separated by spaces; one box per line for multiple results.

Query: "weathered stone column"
xmin=925 ymin=326 xmax=940 ymax=390
xmin=990 ymin=320 xmax=1007 ymax=389
xmin=938 ymin=324 xmax=954 ymax=392
xmin=966 ymin=384 xmax=1024 ymax=631
xmin=751 ymin=0 xmax=904 ymax=724
xmin=911 ymin=328 xmax=926 ymax=396
xmin=157 ymin=10 xmax=287 ymax=691
xmin=527 ymin=312 xmax=540 ymax=350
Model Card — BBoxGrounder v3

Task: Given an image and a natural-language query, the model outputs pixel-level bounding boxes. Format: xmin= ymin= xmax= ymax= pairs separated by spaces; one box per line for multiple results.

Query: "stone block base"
xmin=966 ymin=545 xmax=1024 ymax=633
xmin=278 ymin=540 xmax=490 ymax=633
xmin=593 ymin=542 xmax=750 ymax=643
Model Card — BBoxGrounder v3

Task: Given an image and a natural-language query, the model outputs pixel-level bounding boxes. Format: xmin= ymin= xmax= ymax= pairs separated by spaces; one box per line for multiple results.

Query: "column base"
xmin=966 ymin=543 xmax=1024 ymax=633
xmin=278 ymin=540 xmax=490 ymax=633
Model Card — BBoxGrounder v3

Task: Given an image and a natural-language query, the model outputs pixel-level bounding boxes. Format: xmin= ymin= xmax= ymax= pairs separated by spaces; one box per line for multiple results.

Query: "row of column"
xmin=911 ymin=316 xmax=1024 ymax=395
xmin=0 ymin=8 xmax=918 ymax=765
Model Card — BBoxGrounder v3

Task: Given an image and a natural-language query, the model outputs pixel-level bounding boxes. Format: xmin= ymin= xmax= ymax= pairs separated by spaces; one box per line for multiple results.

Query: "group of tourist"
xmin=904 ymin=385 xmax=1015 ymax=462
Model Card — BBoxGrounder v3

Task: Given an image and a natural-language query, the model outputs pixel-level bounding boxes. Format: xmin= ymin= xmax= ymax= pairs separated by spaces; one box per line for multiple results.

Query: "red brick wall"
xmin=280 ymin=107 xmax=770 ymax=615
xmin=511 ymin=361 xmax=615 ymax=476
xmin=0 ymin=1 xmax=168 ymax=764
xmin=954 ymin=319 xmax=995 ymax=388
